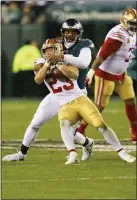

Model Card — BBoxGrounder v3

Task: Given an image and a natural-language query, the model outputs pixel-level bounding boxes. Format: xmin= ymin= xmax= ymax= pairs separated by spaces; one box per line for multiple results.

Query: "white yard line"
xmin=3 ymin=176 xmax=136 ymax=183
xmin=84 ymin=198 xmax=135 ymax=200
xmin=2 ymin=138 xmax=133 ymax=143
xmin=2 ymin=145 xmax=136 ymax=152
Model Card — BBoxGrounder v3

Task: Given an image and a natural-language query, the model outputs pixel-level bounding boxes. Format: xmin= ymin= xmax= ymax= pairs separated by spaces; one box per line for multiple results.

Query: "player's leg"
xmin=78 ymin=96 xmax=136 ymax=163
xmin=76 ymin=88 xmax=89 ymax=136
xmin=58 ymin=103 xmax=94 ymax=164
xmin=22 ymin=93 xmax=59 ymax=146
xmin=2 ymin=93 xmax=60 ymax=161
xmin=76 ymin=76 xmax=115 ymax=160
xmin=58 ymin=106 xmax=80 ymax=164
xmin=60 ymin=119 xmax=79 ymax=165
xmin=94 ymin=76 xmax=115 ymax=111
xmin=76 ymin=76 xmax=114 ymax=135
xmin=115 ymin=74 xmax=137 ymax=142
xmin=70 ymin=122 xmax=94 ymax=161
xmin=78 ymin=95 xmax=122 ymax=153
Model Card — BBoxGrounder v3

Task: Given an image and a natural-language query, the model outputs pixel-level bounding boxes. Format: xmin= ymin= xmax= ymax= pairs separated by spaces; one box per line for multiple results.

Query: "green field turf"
xmin=2 ymin=149 xmax=136 ymax=199
xmin=1 ymin=98 xmax=133 ymax=141
xmin=2 ymin=99 xmax=136 ymax=199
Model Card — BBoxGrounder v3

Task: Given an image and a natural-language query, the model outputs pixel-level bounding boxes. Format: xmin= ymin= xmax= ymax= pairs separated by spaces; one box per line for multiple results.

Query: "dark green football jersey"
xmin=63 ymin=39 xmax=95 ymax=89
xmin=127 ymin=47 xmax=137 ymax=81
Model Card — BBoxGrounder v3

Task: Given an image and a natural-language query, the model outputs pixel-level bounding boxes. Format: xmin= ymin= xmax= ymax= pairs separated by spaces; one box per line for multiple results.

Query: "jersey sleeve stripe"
xmin=108 ymin=32 xmax=125 ymax=42
xmin=110 ymin=34 xmax=125 ymax=40
xmin=108 ymin=36 xmax=124 ymax=43
xmin=111 ymin=31 xmax=124 ymax=36
xmin=109 ymin=33 xmax=125 ymax=39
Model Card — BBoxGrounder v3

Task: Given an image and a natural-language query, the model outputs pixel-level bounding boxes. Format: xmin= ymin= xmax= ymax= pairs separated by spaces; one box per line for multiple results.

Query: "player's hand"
xmin=86 ymin=69 xmax=95 ymax=88
xmin=43 ymin=60 xmax=51 ymax=70
xmin=47 ymin=55 xmax=64 ymax=65
xmin=34 ymin=58 xmax=45 ymax=72
xmin=34 ymin=58 xmax=45 ymax=66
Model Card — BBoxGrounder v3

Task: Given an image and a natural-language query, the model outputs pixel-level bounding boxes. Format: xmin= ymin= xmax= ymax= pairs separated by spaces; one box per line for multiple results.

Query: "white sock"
xmin=70 ymin=151 xmax=77 ymax=156
xmin=74 ymin=132 xmax=86 ymax=145
xmin=98 ymin=126 xmax=122 ymax=151
xmin=70 ymin=124 xmax=77 ymax=135
xmin=118 ymin=149 xmax=125 ymax=157
xmin=22 ymin=126 xmax=39 ymax=147
xmin=60 ymin=120 xmax=75 ymax=151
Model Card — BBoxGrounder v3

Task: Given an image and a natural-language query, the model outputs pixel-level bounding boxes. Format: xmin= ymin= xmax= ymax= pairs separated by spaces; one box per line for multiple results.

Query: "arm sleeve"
xmin=64 ymin=47 xmax=92 ymax=69
xmin=98 ymin=38 xmax=122 ymax=60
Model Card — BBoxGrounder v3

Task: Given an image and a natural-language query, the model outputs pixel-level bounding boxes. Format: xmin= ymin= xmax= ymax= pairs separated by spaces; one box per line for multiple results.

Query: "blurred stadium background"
xmin=1 ymin=0 xmax=136 ymax=98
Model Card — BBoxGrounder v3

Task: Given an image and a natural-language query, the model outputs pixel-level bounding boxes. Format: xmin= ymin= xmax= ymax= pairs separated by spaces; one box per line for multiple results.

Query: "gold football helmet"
xmin=120 ymin=8 xmax=137 ymax=35
xmin=41 ymin=38 xmax=63 ymax=58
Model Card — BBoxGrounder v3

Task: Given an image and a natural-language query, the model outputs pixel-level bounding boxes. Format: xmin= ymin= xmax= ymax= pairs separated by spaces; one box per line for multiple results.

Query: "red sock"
xmin=125 ymin=103 xmax=137 ymax=134
xmin=69 ymin=149 xmax=76 ymax=153
xmin=77 ymin=123 xmax=87 ymax=136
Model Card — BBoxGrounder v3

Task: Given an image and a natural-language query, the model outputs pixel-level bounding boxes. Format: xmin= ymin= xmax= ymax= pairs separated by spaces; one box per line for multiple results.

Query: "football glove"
xmin=86 ymin=69 xmax=95 ymax=88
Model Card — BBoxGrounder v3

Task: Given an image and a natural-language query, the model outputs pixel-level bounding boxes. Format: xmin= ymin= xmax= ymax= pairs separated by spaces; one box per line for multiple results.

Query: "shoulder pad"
xmin=79 ymin=39 xmax=95 ymax=50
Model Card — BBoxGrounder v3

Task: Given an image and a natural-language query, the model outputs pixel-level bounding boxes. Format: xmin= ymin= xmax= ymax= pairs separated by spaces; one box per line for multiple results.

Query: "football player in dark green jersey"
xmin=127 ymin=42 xmax=137 ymax=97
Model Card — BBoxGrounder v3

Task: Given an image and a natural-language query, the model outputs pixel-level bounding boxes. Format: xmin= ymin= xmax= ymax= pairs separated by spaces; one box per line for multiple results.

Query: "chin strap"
xmin=64 ymin=42 xmax=75 ymax=49
xmin=64 ymin=34 xmax=80 ymax=49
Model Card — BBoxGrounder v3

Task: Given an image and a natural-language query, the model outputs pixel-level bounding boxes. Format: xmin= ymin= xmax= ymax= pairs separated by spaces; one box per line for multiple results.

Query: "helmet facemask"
xmin=120 ymin=8 xmax=137 ymax=36
xmin=127 ymin=21 xmax=137 ymax=35
xmin=41 ymin=39 xmax=63 ymax=59
xmin=62 ymin=29 xmax=82 ymax=48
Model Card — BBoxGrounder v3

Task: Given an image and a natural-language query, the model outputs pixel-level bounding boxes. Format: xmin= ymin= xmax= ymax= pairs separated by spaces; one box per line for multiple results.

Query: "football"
xmin=51 ymin=67 xmax=66 ymax=79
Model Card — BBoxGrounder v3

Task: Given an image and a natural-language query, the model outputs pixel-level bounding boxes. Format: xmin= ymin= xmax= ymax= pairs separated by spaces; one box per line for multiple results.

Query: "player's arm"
xmin=48 ymin=47 xmax=93 ymax=69
xmin=92 ymin=38 xmax=122 ymax=70
xmin=64 ymin=47 xmax=92 ymax=69
xmin=34 ymin=61 xmax=50 ymax=84
xmin=87 ymin=38 xmax=122 ymax=87
xmin=34 ymin=63 xmax=42 ymax=73
xmin=33 ymin=58 xmax=45 ymax=73
xmin=57 ymin=64 xmax=79 ymax=80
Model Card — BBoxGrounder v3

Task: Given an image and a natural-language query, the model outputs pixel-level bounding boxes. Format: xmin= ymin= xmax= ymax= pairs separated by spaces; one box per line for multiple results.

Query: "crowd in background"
xmin=1 ymin=0 xmax=53 ymax=24
xmin=1 ymin=1 xmax=137 ymax=98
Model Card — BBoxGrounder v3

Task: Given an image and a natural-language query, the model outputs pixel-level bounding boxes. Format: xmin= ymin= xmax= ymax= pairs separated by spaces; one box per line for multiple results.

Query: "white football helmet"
xmin=120 ymin=8 xmax=137 ymax=35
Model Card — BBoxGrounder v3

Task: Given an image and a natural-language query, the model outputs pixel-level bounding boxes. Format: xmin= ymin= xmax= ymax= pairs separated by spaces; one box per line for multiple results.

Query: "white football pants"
xmin=22 ymin=93 xmax=60 ymax=146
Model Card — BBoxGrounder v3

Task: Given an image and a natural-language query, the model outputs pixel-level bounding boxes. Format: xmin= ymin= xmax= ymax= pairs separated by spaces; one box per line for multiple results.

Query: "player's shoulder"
xmin=113 ymin=24 xmax=125 ymax=32
xmin=78 ymin=38 xmax=95 ymax=49
xmin=107 ymin=24 xmax=126 ymax=42
xmin=108 ymin=24 xmax=126 ymax=36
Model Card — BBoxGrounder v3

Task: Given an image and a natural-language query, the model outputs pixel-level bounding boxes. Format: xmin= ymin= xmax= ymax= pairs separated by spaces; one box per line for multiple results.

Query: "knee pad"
xmin=32 ymin=126 xmax=39 ymax=132
xmin=60 ymin=119 xmax=70 ymax=128
xmin=29 ymin=124 xmax=39 ymax=131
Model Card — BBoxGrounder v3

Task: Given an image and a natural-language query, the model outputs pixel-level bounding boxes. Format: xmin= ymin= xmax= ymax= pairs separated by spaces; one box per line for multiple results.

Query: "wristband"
xmin=87 ymin=68 xmax=95 ymax=78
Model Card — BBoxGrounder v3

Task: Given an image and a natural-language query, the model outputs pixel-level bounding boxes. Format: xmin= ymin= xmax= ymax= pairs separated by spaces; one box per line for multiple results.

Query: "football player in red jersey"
xmin=77 ymin=8 xmax=137 ymax=142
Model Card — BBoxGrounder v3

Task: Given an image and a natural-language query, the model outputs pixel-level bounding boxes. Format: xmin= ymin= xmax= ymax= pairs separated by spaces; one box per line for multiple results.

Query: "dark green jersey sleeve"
xmin=127 ymin=47 xmax=137 ymax=81
xmin=66 ymin=39 xmax=95 ymax=89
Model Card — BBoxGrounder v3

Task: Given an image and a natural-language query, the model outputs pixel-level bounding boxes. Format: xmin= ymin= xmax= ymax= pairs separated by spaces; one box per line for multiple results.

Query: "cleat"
xmin=119 ymin=151 xmax=136 ymax=163
xmin=2 ymin=151 xmax=26 ymax=161
xmin=81 ymin=138 xmax=94 ymax=161
xmin=65 ymin=152 xmax=80 ymax=165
